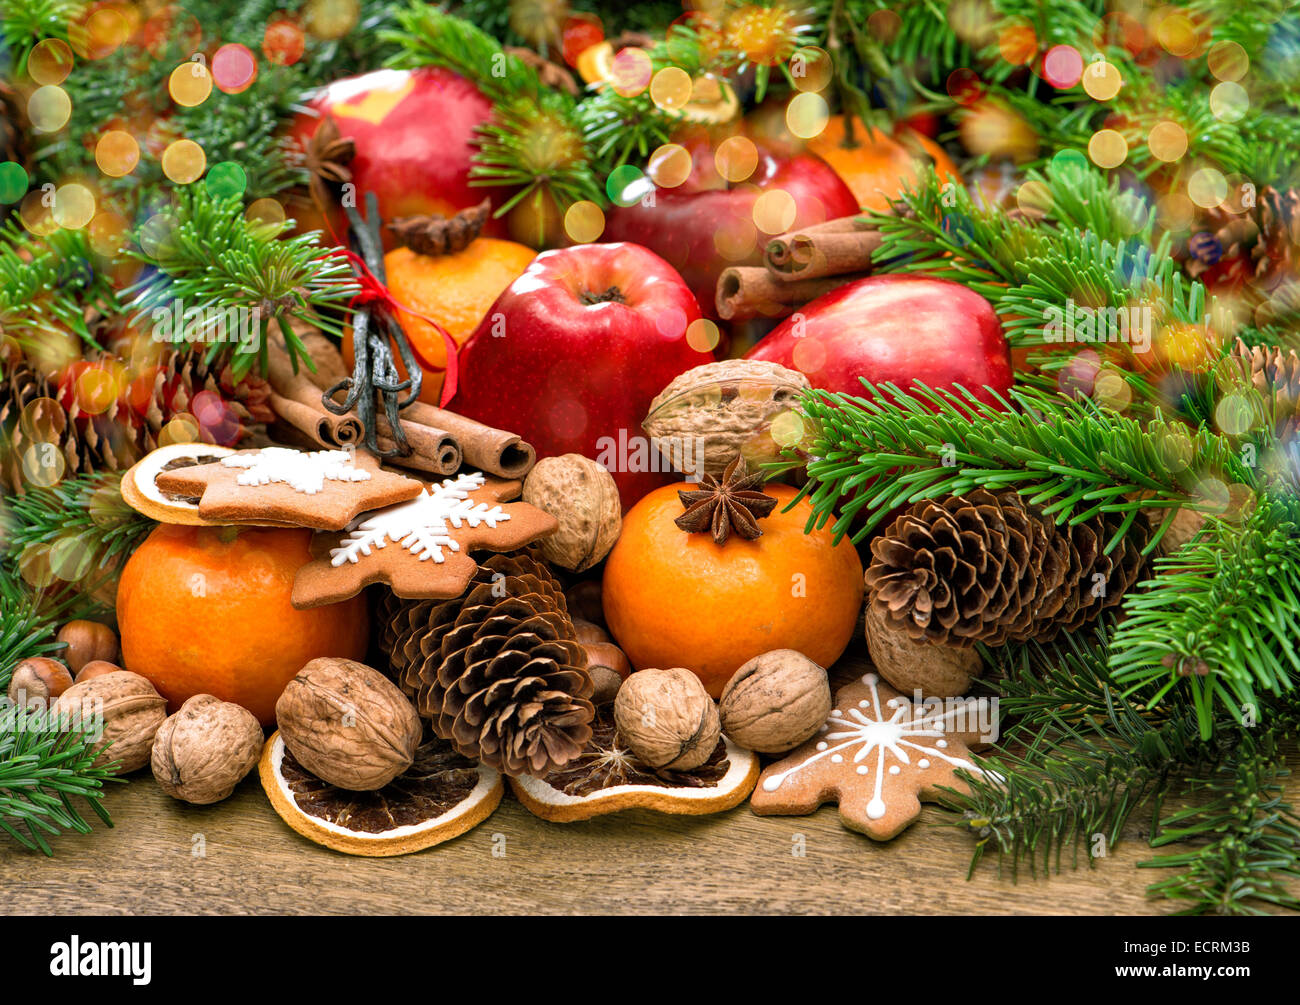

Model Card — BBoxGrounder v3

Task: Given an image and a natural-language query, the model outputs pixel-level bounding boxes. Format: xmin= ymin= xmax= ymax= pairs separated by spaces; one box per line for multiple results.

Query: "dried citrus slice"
xmin=509 ymin=709 xmax=759 ymax=822
xmin=259 ymin=731 xmax=503 ymax=856
xmin=121 ymin=442 xmax=235 ymax=524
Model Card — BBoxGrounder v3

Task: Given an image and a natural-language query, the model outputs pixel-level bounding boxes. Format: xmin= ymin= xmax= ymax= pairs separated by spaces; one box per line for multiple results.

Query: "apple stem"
xmin=578 ymin=285 xmax=626 ymax=305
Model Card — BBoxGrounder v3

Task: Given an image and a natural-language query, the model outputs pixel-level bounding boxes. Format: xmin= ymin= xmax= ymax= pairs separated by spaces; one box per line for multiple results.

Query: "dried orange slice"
xmin=509 ymin=709 xmax=759 ymax=822
xmin=121 ymin=442 xmax=235 ymax=525
xmin=259 ymin=731 xmax=503 ymax=856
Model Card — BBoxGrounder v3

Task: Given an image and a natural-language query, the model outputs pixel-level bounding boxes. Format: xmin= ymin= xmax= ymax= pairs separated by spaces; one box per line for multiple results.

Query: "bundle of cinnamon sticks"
xmin=716 ymin=214 xmax=883 ymax=321
xmin=265 ymin=328 xmax=535 ymax=480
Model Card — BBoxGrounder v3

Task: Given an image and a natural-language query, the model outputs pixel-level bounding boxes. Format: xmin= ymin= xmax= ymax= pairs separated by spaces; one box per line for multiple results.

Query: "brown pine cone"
xmin=381 ymin=553 xmax=596 ymax=777
xmin=866 ymin=490 xmax=1150 ymax=647
xmin=0 ymin=78 xmax=27 ymax=173
xmin=1230 ymin=338 xmax=1300 ymax=440
xmin=1186 ymin=186 xmax=1299 ymax=290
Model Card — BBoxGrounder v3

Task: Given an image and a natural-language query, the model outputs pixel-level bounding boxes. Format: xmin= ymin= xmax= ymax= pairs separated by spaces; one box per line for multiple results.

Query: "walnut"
xmin=522 ymin=454 xmax=622 ymax=572
xmin=55 ymin=620 xmax=119 ymax=675
xmin=643 ymin=359 xmax=810 ymax=479
xmin=613 ymin=668 xmax=719 ymax=771
xmin=275 ymin=657 xmax=421 ymax=790
xmin=151 ymin=695 xmax=264 ymax=804
xmin=718 ymin=650 xmax=831 ymax=753
xmin=52 ymin=671 xmax=168 ymax=774
xmin=7 ymin=657 xmax=74 ymax=710
xmin=864 ymin=605 xmax=982 ymax=699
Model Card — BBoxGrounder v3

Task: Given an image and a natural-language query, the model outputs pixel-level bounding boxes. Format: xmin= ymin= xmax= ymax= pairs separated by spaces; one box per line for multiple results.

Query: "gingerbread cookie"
xmin=750 ymin=673 xmax=992 ymax=840
xmin=153 ymin=446 xmax=422 ymax=531
xmin=291 ymin=470 xmax=558 ymax=608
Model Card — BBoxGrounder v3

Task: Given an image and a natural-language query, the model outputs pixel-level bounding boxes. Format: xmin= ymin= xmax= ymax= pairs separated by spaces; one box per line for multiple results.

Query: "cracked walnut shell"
xmin=522 ymin=454 xmax=622 ymax=572
xmin=718 ymin=650 xmax=832 ymax=753
xmin=613 ymin=668 xmax=720 ymax=771
xmin=152 ymin=695 xmax=264 ymax=804
xmin=276 ymin=658 xmax=422 ymax=791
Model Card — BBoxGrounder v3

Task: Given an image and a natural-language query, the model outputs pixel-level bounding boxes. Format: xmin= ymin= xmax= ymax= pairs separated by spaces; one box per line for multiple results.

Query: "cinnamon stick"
xmin=401 ymin=401 xmax=535 ymax=480
xmin=716 ymin=266 xmax=869 ymax=321
xmin=764 ymin=216 xmax=883 ymax=279
xmin=265 ymin=337 xmax=364 ymax=449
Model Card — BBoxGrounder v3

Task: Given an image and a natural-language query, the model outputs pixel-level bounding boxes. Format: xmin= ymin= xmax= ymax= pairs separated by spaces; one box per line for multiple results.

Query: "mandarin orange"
xmin=808 ymin=117 xmax=962 ymax=211
xmin=602 ymin=482 xmax=864 ymax=697
xmin=116 ymin=524 xmax=369 ymax=725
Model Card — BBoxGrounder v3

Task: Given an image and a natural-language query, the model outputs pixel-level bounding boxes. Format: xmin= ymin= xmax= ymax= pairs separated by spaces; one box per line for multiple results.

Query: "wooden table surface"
xmin=6 ymin=649 xmax=1298 ymax=916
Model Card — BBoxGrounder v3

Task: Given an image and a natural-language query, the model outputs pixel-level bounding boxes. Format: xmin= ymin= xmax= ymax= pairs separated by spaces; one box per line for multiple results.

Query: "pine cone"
xmin=0 ymin=346 xmax=273 ymax=494
xmin=1230 ymin=338 xmax=1300 ymax=440
xmin=0 ymin=78 xmax=27 ymax=173
xmin=381 ymin=553 xmax=596 ymax=777
xmin=1186 ymin=186 xmax=1300 ymax=291
xmin=865 ymin=490 xmax=1149 ymax=647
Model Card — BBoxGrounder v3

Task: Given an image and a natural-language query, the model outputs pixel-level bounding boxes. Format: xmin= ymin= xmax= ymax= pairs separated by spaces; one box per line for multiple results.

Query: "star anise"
xmin=303 ymin=115 xmax=355 ymax=212
xmin=386 ymin=198 xmax=492 ymax=256
xmin=674 ymin=454 xmax=778 ymax=545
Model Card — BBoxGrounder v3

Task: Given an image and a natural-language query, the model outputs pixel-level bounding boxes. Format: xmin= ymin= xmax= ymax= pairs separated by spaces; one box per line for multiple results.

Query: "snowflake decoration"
xmin=329 ymin=471 xmax=510 ymax=567
xmin=751 ymin=673 xmax=991 ymax=840
xmin=222 ymin=447 xmax=371 ymax=495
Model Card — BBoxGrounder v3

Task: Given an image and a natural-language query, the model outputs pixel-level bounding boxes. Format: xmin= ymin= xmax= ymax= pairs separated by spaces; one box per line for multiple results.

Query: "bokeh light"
xmin=303 ymin=0 xmax=359 ymax=40
xmin=19 ymin=191 xmax=58 ymax=235
xmin=95 ymin=130 xmax=140 ymax=177
xmin=160 ymin=414 xmax=201 ymax=446
xmin=1156 ymin=13 xmax=1198 ymax=57
xmin=713 ymin=212 xmax=758 ymax=262
xmin=946 ymin=67 xmax=984 ymax=105
xmin=88 ymin=210 xmax=128 ymax=256
xmin=649 ymin=66 xmax=692 ymax=111
xmin=606 ymin=164 xmax=650 ymax=207
xmin=770 ymin=410 xmax=806 ymax=449
xmin=685 ymin=318 xmax=720 ymax=353
xmin=80 ymin=5 xmax=131 ymax=59
xmin=52 ymin=184 xmax=96 ymax=230
xmin=1016 ymin=179 xmax=1052 ymax=217
xmin=789 ymin=46 xmax=832 ymax=92
xmin=0 ymin=163 xmax=28 ymax=203
xmin=647 ymin=143 xmax=693 ymax=188
xmin=785 ymin=92 xmax=829 ymax=138
xmin=715 ymin=135 xmax=758 ymax=183
xmin=1147 ymin=121 xmax=1188 ymax=162
xmin=169 ymin=61 xmax=213 ymax=106
xmin=139 ymin=212 xmax=178 ymax=257
xmin=212 ymin=43 xmax=258 ymax=93
xmin=264 ymin=18 xmax=306 ymax=65
xmin=1207 ymin=41 xmax=1248 ymax=81
xmin=28 ymin=85 xmax=72 ymax=132
xmin=1156 ymin=192 xmax=1194 ymax=232
xmin=998 ymin=23 xmax=1037 ymax=65
xmin=1081 ymin=59 xmax=1122 ymax=100
xmin=162 ymin=139 xmax=207 ymax=183
xmin=1042 ymin=45 xmax=1084 ymax=88
xmin=28 ymin=39 xmax=74 ymax=85
xmin=1088 ymin=129 xmax=1128 ymax=168
xmin=1187 ymin=167 xmax=1228 ymax=209
xmin=866 ymin=8 xmax=901 ymax=41
xmin=610 ymin=47 xmax=652 ymax=98
xmin=1210 ymin=81 xmax=1248 ymax=122
xmin=206 ymin=161 xmax=248 ymax=198
xmin=564 ymin=200 xmax=604 ymax=243
xmin=245 ymin=198 xmax=286 ymax=230
xmin=752 ymin=189 xmax=797 ymax=234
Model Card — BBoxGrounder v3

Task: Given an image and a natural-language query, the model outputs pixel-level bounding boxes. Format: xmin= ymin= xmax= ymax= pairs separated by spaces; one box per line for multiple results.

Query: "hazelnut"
xmin=582 ymin=640 xmax=631 ymax=706
xmin=564 ymin=581 xmax=605 ymax=627
xmin=523 ymin=455 xmax=622 ymax=572
xmin=719 ymin=650 xmax=831 ymax=753
xmin=864 ymin=605 xmax=982 ymax=698
xmin=7 ymin=657 xmax=75 ymax=710
xmin=52 ymin=671 xmax=168 ymax=774
xmin=75 ymin=660 xmax=123 ymax=683
xmin=152 ymin=695 xmax=263 ymax=804
xmin=572 ymin=619 xmax=610 ymax=646
xmin=275 ymin=657 xmax=421 ymax=790
xmin=56 ymin=620 xmax=119 ymax=675
xmin=613 ymin=668 xmax=720 ymax=771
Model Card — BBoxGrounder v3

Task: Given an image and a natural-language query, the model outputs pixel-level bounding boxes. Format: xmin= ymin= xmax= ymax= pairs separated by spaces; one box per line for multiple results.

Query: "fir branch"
xmin=790 ymin=381 xmax=1249 ymax=547
xmin=1141 ymin=732 xmax=1300 ymax=916
xmin=0 ymin=570 xmax=64 ymax=687
xmin=125 ymin=187 xmax=358 ymax=380
xmin=0 ymin=223 xmax=119 ymax=349
xmin=1110 ymin=491 xmax=1300 ymax=739
xmin=0 ymin=0 xmax=82 ymax=75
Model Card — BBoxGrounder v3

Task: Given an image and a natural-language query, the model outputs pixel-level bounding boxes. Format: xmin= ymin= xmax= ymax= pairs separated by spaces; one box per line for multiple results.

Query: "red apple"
xmin=287 ymin=67 xmax=510 ymax=245
xmin=746 ymin=275 xmax=1013 ymax=404
xmin=602 ymin=136 xmax=859 ymax=317
xmin=449 ymin=243 xmax=714 ymax=508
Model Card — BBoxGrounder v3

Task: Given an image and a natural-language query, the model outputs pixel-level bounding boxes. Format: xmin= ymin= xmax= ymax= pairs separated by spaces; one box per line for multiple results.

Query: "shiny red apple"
xmin=449 ymin=242 xmax=714 ymax=508
xmin=746 ymin=275 xmax=1013 ymax=404
xmin=287 ymin=67 xmax=509 ymax=244
xmin=602 ymin=136 xmax=859 ymax=317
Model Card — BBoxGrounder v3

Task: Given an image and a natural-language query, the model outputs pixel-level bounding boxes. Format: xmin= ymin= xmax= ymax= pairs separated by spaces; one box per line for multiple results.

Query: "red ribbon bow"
xmin=327 ymin=247 xmax=459 ymax=408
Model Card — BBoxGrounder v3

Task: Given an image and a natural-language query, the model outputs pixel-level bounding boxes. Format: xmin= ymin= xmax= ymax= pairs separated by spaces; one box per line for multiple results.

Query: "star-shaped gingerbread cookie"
xmin=291 ymin=470 xmax=557 ymax=608
xmin=152 ymin=446 xmax=423 ymax=531
xmin=750 ymin=673 xmax=992 ymax=840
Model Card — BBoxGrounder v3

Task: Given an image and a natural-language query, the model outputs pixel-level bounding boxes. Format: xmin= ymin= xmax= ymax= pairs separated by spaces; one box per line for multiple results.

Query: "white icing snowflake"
xmin=329 ymin=471 xmax=509 ymax=567
xmin=223 ymin=447 xmax=370 ymax=495
xmin=760 ymin=673 xmax=984 ymax=822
